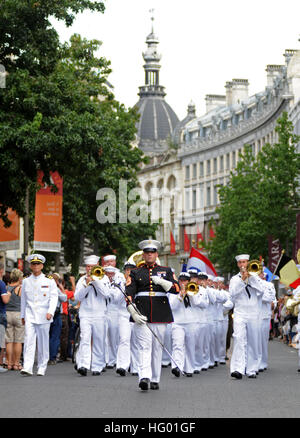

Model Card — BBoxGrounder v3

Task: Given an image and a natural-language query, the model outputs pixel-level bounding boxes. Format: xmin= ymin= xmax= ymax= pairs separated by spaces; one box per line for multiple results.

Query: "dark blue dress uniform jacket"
xmin=125 ymin=263 xmax=179 ymax=323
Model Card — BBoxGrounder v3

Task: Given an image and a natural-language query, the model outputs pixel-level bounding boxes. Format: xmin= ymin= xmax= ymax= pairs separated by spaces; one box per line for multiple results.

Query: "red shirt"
xmin=62 ymin=290 xmax=74 ymax=315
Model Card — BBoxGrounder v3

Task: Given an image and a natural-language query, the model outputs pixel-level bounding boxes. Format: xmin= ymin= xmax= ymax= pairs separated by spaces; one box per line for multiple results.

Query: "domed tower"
xmin=135 ymin=13 xmax=179 ymax=155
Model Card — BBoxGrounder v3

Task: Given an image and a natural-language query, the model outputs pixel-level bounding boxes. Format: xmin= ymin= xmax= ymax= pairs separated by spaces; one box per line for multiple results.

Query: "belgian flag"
xmin=274 ymin=253 xmax=300 ymax=289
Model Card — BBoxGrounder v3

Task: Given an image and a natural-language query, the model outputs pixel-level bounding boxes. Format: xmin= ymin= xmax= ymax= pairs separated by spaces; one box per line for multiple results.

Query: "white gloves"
xmin=151 ymin=275 xmax=173 ymax=291
xmin=127 ymin=303 xmax=148 ymax=325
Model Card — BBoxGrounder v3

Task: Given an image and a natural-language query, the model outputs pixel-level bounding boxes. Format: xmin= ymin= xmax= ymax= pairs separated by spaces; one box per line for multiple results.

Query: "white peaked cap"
xmin=138 ymin=239 xmax=161 ymax=252
xmin=207 ymin=274 xmax=215 ymax=281
xmin=103 ymin=255 xmax=116 ymax=262
xmin=27 ymin=254 xmax=46 ymax=264
xmin=235 ymin=254 xmax=250 ymax=262
xmin=84 ymin=255 xmax=100 ymax=265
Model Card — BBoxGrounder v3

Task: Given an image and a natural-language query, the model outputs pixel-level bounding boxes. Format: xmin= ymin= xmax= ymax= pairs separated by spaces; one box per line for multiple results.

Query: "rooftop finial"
xmin=149 ymin=8 xmax=155 ymax=32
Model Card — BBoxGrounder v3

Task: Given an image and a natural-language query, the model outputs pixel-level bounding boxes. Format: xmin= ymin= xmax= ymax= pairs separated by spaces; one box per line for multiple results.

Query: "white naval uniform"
xmin=168 ymin=290 xmax=201 ymax=374
xmin=105 ymin=271 xmax=126 ymax=367
xmin=193 ymin=286 xmax=210 ymax=371
xmin=20 ymin=273 xmax=58 ymax=375
xmin=75 ymin=275 xmax=112 ymax=372
xmin=219 ymin=291 xmax=233 ymax=363
xmin=205 ymin=287 xmax=217 ymax=367
xmin=213 ymin=288 xmax=229 ymax=364
xmin=258 ymin=280 xmax=276 ymax=370
xmin=229 ymin=273 xmax=265 ymax=376
xmin=109 ymin=280 xmax=135 ymax=372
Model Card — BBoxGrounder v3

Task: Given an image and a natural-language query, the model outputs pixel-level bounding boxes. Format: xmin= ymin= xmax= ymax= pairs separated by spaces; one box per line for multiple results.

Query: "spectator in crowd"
xmin=57 ymin=275 xmax=75 ymax=362
xmin=48 ymin=273 xmax=67 ymax=365
xmin=0 ymin=262 xmax=11 ymax=372
xmin=5 ymin=269 xmax=24 ymax=370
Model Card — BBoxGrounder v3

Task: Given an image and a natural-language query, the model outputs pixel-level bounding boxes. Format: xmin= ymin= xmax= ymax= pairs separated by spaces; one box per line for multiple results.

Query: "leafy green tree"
xmin=210 ymin=112 xmax=300 ymax=275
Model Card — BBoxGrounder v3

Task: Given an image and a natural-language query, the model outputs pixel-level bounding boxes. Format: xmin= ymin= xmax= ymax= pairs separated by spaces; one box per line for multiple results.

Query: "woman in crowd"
xmin=5 ymin=269 xmax=24 ymax=370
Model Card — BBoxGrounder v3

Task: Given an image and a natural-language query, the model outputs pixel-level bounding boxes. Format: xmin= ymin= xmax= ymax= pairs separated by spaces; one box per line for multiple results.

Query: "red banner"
xmin=33 ymin=171 xmax=63 ymax=252
xmin=184 ymin=228 xmax=190 ymax=252
xmin=0 ymin=209 xmax=20 ymax=251
xmin=170 ymin=231 xmax=176 ymax=255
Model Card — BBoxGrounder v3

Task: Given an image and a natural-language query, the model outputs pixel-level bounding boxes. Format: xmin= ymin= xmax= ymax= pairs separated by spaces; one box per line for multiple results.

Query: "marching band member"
xmin=218 ymin=279 xmax=233 ymax=364
xmin=20 ymin=254 xmax=58 ymax=376
xmin=74 ymin=255 xmax=112 ymax=376
xmin=229 ymin=254 xmax=266 ymax=379
xmin=194 ymin=272 xmax=210 ymax=372
xmin=258 ymin=271 xmax=276 ymax=372
xmin=102 ymin=255 xmax=125 ymax=369
xmin=205 ymin=274 xmax=218 ymax=368
xmin=168 ymin=272 xmax=198 ymax=377
xmin=125 ymin=239 xmax=179 ymax=391
xmin=213 ymin=277 xmax=231 ymax=366
xmin=123 ymin=261 xmax=139 ymax=376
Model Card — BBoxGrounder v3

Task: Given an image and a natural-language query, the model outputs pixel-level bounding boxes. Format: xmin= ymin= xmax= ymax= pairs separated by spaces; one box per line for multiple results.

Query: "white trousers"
xmin=230 ymin=315 xmax=260 ymax=376
xmin=116 ymin=316 xmax=132 ymax=371
xmin=171 ymin=323 xmax=197 ymax=374
xmin=77 ymin=317 xmax=106 ymax=372
xmin=195 ymin=323 xmax=210 ymax=370
xmin=207 ymin=321 xmax=216 ymax=366
xmin=106 ymin=311 xmax=119 ymax=366
xmin=162 ymin=323 xmax=172 ymax=365
xmin=134 ymin=323 xmax=167 ymax=383
xmin=23 ymin=321 xmax=51 ymax=374
xmin=130 ymin=323 xmax=139 ymax=374
xmin=219 ymin=319 xmax=229 ymax=362
xmin=259 ymin=318 xmax=270 ymax=370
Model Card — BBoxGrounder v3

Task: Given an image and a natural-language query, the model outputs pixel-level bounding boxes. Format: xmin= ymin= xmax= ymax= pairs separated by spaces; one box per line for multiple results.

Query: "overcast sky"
xmin=52 ymin=0 xmax=300 ymax=120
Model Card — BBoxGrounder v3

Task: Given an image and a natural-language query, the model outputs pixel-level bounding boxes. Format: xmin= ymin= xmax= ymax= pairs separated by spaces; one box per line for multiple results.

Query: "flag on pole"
xmin=274 ymin=253 xmax=300 ymax=289
xmin=184 ymin=228 xmax=190 ymax=252
xmin=209 ymin=227 xmax=216 ymax=240
xmin=186 ymin=247 xmax=217 ymax=276
xmin=196 ymin=226 xmax=205 ymax=250
xmin=170 ymin=230 xmax=176 ymax=255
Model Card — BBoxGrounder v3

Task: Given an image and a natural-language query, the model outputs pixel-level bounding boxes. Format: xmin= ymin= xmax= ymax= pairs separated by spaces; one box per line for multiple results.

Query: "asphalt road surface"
xmin=0 ymin=339 xmax=299 ymax=419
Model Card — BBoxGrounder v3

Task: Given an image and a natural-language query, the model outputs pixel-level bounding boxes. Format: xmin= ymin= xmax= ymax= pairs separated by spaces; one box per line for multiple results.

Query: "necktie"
xmin=245 ymin=285 xmax=251 ymax=299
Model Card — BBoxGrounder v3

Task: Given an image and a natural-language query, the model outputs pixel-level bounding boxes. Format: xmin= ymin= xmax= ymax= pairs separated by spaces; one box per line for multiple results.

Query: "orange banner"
xmin=0 ymin=208 xmax=20 ymax=250
xmin=33 ymin=171 xmax=63 ymax=252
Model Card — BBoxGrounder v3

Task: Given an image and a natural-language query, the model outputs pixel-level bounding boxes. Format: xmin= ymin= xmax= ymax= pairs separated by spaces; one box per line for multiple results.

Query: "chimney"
xmin=225 ymin=81 xmax=233 ymax=106
xmin=205 ymin=94 xmax=226 ymax=113
xmin=266 ymin=65 xmax=284 ymax=87
xmin=283 ymin=49 xmax=298 ymax=66
xmin=230 ymin=79 xmax=249 ymax=105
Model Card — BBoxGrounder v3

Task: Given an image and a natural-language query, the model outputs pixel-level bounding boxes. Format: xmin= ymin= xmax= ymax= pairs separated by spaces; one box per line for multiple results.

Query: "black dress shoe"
xmin=150 ymin=382 xmax=159 ymax=390
xmin=248 ymin=374 xmax=257 ymax=379
xmin=106 ymin=365 xmax=115 ymax=369
xmin=139 ymin=378 xmax=149 ymax=391
xmin=77 ymin=367 xmax=87 ymax=376
xmin=74 ymin=364 xmax=78 ymax=371
xmin=202 ymin=368 xmax=208 ymax=371
xmin=214 ymin=362 xmax=218 ymax=367
xmin=171 ymin=367 xmax=180 ymax=378
xmin=185 ymin=373 xmax=193 ymax=377
xmin=231 ymin=371 xmax=243 ymax=379
xmin=131 ymin=372 xmax=138 ymax=376
xmin=194 ymin=370 xmax=200 ymax=374
xmin=116 ymin=368 xmax=126 ymax=376
xmin=208 ymin=365 xmax=214 ymax=369
xmin=92 ymin=371 xmax=101 ymax=376
xmin=259 ymin=369 xmax=264 ymax=372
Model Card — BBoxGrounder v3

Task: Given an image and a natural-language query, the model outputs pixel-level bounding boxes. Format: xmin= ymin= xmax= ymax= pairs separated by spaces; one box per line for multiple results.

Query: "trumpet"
xmin=186 ymin=281 xmax=199 ymax=295
xmin=86 ymin=265 xmax=105 ymax=285
xmin=242 ymin=259 xmax=263 ymax=284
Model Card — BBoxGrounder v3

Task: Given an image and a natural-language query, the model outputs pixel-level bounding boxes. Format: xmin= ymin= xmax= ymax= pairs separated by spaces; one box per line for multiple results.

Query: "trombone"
xmin=242 ymin=259 xmax=263 ymax=284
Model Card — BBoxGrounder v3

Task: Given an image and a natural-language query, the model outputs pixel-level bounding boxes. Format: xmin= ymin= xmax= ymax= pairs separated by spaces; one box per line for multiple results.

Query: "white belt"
xmin=136 ymin=291 xmax=166 ymax=297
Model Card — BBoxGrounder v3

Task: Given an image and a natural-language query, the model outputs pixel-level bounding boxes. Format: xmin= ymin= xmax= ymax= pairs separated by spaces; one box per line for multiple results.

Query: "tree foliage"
xmin=209 ymin=112 xmax=300 ymax=275
xmin=0 ymin=0 xmax=157 ymax=274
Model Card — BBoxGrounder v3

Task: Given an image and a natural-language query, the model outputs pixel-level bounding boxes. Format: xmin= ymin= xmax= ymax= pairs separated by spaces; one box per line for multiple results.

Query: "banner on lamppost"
xmin=268 ymin=236 xmax=282 ymax=272
xmin=0 ymin=209 xmax=20 ymax=251
xmin=33 ymin=171 xmax=63 ymax=252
